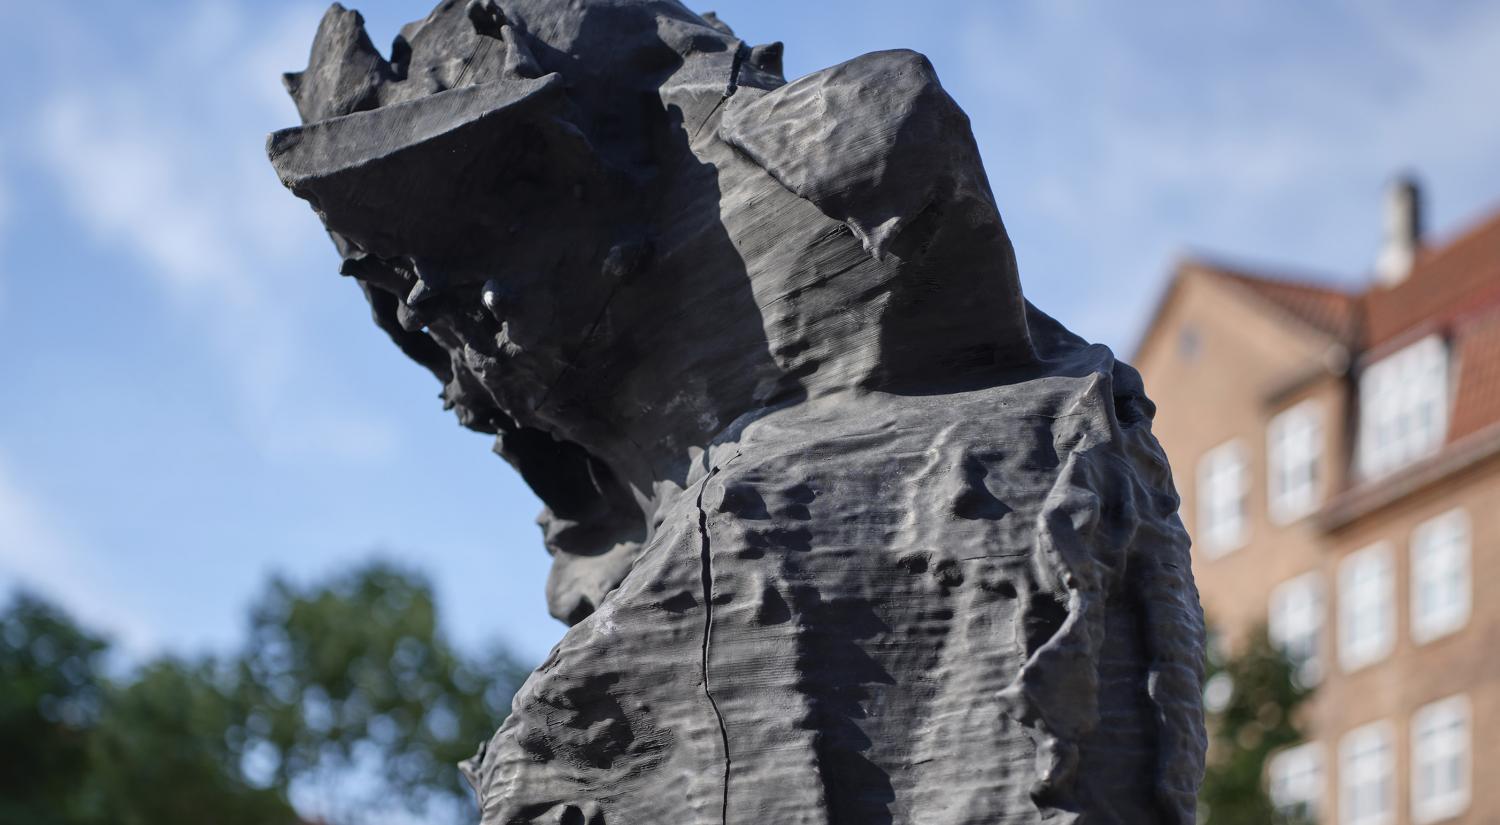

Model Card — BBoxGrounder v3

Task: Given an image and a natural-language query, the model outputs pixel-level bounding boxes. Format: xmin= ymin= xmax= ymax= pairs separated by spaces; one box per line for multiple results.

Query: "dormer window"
xmin=1358 ymin=334 xmax=1448 ymax=479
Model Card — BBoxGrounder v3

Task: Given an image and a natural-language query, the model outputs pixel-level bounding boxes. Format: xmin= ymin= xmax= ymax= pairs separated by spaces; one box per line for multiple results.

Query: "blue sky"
xmin=1 ymin=0 xmax=1498 ymax=668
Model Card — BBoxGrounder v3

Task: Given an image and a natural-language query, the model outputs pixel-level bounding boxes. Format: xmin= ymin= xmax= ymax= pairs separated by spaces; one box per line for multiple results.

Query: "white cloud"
xmin=31 ymin=0 xmax=398 ymax=466
xmin=37 ymin=97 xmax=257 ymax=297
xmin=953 ymin=2 xmax=1500 ymax=350
xmin=0 ymin=452 xmax=156 ymax=654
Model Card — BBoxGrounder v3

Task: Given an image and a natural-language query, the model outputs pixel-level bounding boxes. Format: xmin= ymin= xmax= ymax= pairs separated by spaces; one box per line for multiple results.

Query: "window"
xmin=1412 ymin=695 xmax=1470 ymax=823
xmin=1411 ymin=509 xmax=1470 ymax=643
xmin=1339 ymin=543 xmax=1394 ymax=672
xmin=1340 ymin=721 xmax=1394 ymax=825
xmin=1268 ymin=400 xmax=1323 ymax=523
xmin=1270 ymin=572 xmax=1324 ymax=685
xmin=1269 ymin=742 xmax=1323 ymax=821
xmin=1359 ymin=335 xmax=1448 ymax=478
xmin=1178 ymin=325 xmax=1202 ymax=362
xmin=1197 ymin=439 xmax=1249 ymax=556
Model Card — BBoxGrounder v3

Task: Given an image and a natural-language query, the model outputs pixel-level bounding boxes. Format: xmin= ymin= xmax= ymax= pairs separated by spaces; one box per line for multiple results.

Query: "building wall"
xmin=1138 ymin=269 xmax=1494 ymax=824
xmin=1137 ymin=271 xmax=1345 ymax=646
xmin=1314 ymin=456 xmax=1500 ymax=825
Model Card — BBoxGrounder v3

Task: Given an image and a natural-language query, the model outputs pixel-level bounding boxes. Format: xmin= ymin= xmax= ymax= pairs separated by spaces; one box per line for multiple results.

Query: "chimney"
xmin=1375 ymin=175 xmax=1422 ymax=287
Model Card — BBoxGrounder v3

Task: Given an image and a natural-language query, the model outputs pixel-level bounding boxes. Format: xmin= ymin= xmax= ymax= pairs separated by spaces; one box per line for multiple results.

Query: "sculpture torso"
xmin=485 ymin=354 xmax=1200 ymax=824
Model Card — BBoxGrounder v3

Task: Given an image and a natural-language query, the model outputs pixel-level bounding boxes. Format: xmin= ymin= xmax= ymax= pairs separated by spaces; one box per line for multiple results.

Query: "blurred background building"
xmin=1139 ymin=179 xmax=1499 ymax=825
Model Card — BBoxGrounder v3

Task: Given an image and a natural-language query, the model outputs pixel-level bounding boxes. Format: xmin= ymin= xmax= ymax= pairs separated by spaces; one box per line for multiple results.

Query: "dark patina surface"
xmin=268 ymin=2 xmax=1207 ymax=821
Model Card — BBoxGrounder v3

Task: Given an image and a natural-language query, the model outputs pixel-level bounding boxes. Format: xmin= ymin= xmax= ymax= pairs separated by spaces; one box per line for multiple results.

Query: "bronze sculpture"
xmin=268 ymin=1 xmax=1206 ymax=821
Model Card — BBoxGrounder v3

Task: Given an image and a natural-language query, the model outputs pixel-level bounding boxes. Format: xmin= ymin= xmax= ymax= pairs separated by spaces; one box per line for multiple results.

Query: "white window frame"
xmin=1270 ymin=571 xmax=1324 ymax=686
xmin=1340 ymin=721 xmax=1395 ymax=825
xmin=1269 ymin=741 xmax=1324 ymax=822
xmin=1197 ymin=438 xmax=1249 ymax=557
xmin=1411 ymin=694 xmax=1470 ymax=824
xmin=1410 ymin=509 xmax=1471 ymax=644
xmin=1358 ymin=335 xmax=1449 ymax=479
xmin=1268 ymin=399 xmax=1324 ymax=524
xmin=1339 ymin=543 xmax=1395 ymax=673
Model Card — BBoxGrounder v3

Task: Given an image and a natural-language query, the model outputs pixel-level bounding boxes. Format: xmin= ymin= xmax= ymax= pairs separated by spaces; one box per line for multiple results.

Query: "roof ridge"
xmin=1413 ymin=199 xmax=1500 ymax=271
xmin=1188 ymin=257 xmax=1362 ymax=343
xmin=1362 ymin=203 xmax=1500 ymax=349
xmin=1183 ymin=254 xmax=1359 ymax=297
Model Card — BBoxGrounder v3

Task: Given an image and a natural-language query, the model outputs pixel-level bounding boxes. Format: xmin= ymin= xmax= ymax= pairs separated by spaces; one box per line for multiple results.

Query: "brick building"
xmin=1136 ymin=181 xmax=1500 ymax=825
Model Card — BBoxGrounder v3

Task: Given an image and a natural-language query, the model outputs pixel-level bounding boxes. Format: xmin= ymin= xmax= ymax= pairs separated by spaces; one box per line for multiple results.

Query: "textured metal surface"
xmin=267 ymin=1 xmax=1206 ymax=821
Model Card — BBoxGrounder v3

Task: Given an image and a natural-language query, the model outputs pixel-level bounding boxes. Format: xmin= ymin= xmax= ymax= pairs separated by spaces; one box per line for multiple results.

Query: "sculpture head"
xmin=270 ymin=0 xmax=1035 ymax=622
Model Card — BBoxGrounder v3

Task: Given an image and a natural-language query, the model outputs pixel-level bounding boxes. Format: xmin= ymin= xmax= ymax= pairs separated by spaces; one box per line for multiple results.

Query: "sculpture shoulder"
xmin=720 ymin=49 xmax=1001 ymax=260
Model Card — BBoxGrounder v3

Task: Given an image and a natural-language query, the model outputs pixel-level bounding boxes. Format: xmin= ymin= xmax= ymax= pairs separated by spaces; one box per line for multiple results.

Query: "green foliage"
xmin=238 ymin=562 xmax=527 ymax=818
xmin=1198 ymin=624 xmax=1315 ymax=825
xmin=0 ymin=594 xmax=109 ymax=825
xmin=81 ymin=659 xmax=300 ymax=825
xmin=0 ymin=560 xmax=528 ymax=825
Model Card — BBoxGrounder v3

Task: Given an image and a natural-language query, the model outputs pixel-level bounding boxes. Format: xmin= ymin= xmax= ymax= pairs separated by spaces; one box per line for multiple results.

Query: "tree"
xmin=0 ymin=559 xmax=529 ymax=825
xmin=0 ymin=593 xmax=298 ymax=825
xmin=237 ymin=561 xmax=528 ymax=821
xmin=0 ymin=594 xmax=109 ymax=825
xmin=1198 ymin=624 xmax=1315 ymax=825
xmin=81 ymin=658 xmax=301 ymax=825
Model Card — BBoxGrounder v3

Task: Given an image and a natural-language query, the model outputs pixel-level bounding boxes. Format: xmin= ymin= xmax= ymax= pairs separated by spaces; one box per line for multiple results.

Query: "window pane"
xmin=1341 ymin=723 xmax=1393 ymax=825
xmin=1269 ymin=400 xmax=1322 ymax=523
xmin=1412 ymin=510 xmax=1471 ymax=643
xmin=1358 ymin=335 xmax=1448 ymax=478
xmin=1412 ymin=695 xmax=1470 ymax=823
xmin=1270 ymin=742 xmax=1323 ymax=818
xmin=1340 ymin=544 xmax=1393 ymax=672
xmin=1270 ymin=572 xmax=1323 ymax=684
xmin=1197 ymin=439 xmax=1248 ymax=556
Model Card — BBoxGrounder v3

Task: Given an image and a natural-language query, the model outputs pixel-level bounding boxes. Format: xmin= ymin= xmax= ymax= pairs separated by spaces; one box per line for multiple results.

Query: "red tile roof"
xmin=1448 ymin=304 xmax=1500 ymax=443
xmin=1138 ymin=203 xmax=1500 ymax=520
xmin=1189 ymin=205 xmax=1500 ymax=353
xmin=1362 ymin=208 xmax=1500 ymax=353
xmin=1178 ymin=204 xmax=1500 ymax=451
xmin=1208 ymin=265 xmax=1361 ymax=343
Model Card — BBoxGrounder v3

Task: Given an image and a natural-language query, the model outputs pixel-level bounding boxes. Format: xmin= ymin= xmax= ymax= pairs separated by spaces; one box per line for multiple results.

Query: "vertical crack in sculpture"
xmin=695 ymin=466 xmax=732 ymax=825
xmin=266 ymin=1 xmax=1207 ymax=822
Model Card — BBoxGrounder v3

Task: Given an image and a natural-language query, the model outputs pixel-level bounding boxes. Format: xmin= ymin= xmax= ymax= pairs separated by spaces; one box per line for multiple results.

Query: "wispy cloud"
xmin=29 ymin=0 xmax=398 ymax=466
xmin=953 ymin=1 xmax=1500 ymax=350
xmin=0 ymin=452 xmax=156 ymax=654
xmin=37 ymin=97 xmax=261 ymax=299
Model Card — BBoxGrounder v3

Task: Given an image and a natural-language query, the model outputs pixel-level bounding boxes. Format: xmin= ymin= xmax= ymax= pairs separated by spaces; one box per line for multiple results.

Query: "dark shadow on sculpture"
xmin=793 ymin=588 xmax=897 ymax=825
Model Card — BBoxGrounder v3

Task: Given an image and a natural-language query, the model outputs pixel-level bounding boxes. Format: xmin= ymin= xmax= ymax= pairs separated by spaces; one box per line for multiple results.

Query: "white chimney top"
xmin=1375 ymin=175 xmax=1422 ymax=287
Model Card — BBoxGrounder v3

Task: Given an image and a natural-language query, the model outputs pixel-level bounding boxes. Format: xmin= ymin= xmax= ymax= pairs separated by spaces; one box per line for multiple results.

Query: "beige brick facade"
xmin=1137 ymin=208 xmax=1500 ymax=825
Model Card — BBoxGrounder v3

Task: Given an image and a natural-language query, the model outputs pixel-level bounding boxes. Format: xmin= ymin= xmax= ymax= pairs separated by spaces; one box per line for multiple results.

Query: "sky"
xmin=0 ymin=0 xmax=1498 ymax=669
